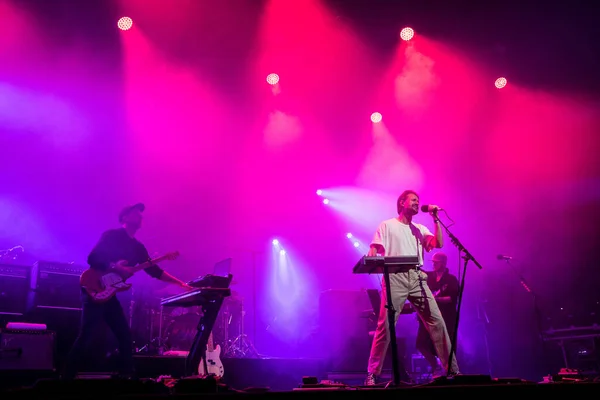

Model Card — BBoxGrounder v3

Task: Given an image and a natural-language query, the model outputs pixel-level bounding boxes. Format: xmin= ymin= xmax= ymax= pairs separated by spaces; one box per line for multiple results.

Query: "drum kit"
xmin=128 ymin=282 xmax=258 ymax=358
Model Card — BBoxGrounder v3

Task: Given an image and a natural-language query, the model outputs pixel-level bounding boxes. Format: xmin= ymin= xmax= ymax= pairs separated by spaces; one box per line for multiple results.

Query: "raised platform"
xmin=2 ymin=355 xmax=599 ymax=398
xmin=2 ymin=376 xmax=599 ymax=400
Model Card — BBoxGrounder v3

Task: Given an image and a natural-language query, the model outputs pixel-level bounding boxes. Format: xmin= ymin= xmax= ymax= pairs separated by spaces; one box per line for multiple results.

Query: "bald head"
xmin=432 ymin=252 xmax=447 ymax=272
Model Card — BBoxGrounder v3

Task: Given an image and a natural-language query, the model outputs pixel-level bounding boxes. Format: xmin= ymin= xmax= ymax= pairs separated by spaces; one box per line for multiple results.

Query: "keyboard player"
xmin=364 ymin=190 xmax=459 ymax=386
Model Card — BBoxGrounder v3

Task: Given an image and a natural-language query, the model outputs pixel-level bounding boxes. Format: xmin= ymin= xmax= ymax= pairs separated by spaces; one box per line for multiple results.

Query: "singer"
xmin=364 ymin=190 xmax=459 ymax=386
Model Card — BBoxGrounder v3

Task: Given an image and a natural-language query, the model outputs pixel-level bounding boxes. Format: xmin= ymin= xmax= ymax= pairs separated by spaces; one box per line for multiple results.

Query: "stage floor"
xmin=2 ymin=376 xmax=600 ymax=400
xmin=2 ymin=355 xmax=599 ymax=398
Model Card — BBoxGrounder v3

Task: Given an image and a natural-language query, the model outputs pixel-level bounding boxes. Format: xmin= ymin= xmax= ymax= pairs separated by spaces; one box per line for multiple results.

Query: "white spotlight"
xmin=495 ymin=77 xmax=507 ymax=89
xmin=272 ymin=239 xmax=279 ymax=246
xmin=266 ymin=73 xmax=279 ymax=85
xmin=400 ymin=27 xmax=414 ymax=41
xmin=117 ymin=17 xmax=133 ymax=31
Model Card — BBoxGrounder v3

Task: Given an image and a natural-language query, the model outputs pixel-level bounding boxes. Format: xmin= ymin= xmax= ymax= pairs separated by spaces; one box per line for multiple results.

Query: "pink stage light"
xmin=495 ymin=77 xmax=507 ymax=89
xmin=279 ymin=249 xmax=286 ymax=256
xmin=117 ymin=17 xmax=133 ymax=31
xmin=266 ymin=73 xmax=279 ymax=85
xmin=370 ymin=112 xmax=382 ymax=123
xmin=400 ymin=27 xmax=414 ymax=41
xmin=272 ymin=239 xmax=279 ymax=246
xmin=316 ymin=189 xmax=323 ymax=196
xmin=322 ymin=198 xmax=330 ymax=205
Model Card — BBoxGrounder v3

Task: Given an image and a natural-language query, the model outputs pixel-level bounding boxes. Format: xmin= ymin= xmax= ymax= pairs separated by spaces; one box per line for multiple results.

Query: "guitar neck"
xmin=131 ymin=254 xmax=171 ymax=273
xmin=207 ymin=332 xmax=214 ymax=352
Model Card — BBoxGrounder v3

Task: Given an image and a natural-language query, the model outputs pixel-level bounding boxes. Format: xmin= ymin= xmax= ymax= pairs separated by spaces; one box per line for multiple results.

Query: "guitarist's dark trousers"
xmin=63 ymin=291 xmax=133 ymax=378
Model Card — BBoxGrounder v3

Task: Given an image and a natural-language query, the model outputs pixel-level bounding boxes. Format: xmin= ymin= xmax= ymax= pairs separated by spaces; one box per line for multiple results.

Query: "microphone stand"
xmin=433 ymin=213 xmax=483 ymax=377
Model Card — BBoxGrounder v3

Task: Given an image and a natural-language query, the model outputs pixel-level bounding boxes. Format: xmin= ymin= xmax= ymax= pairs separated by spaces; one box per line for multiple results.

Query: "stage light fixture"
xmin=495 ymin=77 xmax=507 ymax=89
xmin=266 ymin=73 xmax=279 ymax=85
xmin=117 ymin=17 xmax=133 ymax=31
xmin=400 ymin=27 xmax=414 ymax=41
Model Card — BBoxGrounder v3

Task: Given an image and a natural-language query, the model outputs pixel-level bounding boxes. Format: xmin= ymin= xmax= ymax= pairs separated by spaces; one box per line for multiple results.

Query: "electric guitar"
xmin=198 ymin=332 xmax=224 ymax=378
xmin=80 ymin=251 xmax=180 ymax=303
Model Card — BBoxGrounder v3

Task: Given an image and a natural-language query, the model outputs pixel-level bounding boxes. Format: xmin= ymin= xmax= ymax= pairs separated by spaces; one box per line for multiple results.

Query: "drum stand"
xmin=135 ymin=306 xmax=168 ymax=354
xmin=223 ymin=300 xmax=259 ymax=358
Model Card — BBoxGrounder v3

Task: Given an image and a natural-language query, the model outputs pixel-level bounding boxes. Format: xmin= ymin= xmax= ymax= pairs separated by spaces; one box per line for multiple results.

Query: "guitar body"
xmin=80 ymin=269 xmax=132 ymax=303
xmin=80 ymin=251 xmax=179 ymax=304
xmin=198 ymin=345 xmax=224 ymax=378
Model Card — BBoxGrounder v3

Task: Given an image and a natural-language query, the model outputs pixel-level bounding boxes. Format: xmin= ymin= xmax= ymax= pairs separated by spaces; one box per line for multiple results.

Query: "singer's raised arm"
xmin=424 ymin=219 xmax=444 ymax=251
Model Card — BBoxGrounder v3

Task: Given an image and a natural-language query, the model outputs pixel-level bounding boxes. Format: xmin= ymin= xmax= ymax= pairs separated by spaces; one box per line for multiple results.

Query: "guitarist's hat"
xmin=119 ymin=203 xmax=145 ymax=223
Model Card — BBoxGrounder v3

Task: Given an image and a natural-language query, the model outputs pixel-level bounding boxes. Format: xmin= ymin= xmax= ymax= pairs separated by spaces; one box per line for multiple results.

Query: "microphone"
xmin=497 ymin=254 xmax=512 ymax=261
xmin=420 ymin=205 xmax=443 ymax=213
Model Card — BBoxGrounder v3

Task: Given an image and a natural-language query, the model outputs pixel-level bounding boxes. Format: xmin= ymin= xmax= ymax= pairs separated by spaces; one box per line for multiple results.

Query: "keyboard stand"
xmin=353 ymin=256 xmax=418 ymax=387
xmin=382 ymin=263 xmax=403 ymax=387
xmin=185 ymin=296 xmax=226 ymax=377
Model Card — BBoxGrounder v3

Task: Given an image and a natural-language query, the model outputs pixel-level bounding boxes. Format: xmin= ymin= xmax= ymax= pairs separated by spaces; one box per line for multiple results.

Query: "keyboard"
xmin=353 ymin=256 xmax=419 ymax=274
xmin=160 ymin=287 xmax=231 ymax=308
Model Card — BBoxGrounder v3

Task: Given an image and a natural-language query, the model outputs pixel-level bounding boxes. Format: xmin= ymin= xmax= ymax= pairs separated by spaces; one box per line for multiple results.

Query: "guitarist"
xmin=63 ymin=203 xmax=192 ymax=379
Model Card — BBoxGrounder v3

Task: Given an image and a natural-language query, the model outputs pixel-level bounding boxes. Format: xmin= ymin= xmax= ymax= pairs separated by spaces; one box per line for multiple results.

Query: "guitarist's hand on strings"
xmin=112 ymin=260 xmax=133 ymax=279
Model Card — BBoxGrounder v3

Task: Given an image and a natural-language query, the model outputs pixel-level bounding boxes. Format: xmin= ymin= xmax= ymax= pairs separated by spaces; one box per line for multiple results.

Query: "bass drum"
xmin=163 ymin=312 xmax=200 ymax=352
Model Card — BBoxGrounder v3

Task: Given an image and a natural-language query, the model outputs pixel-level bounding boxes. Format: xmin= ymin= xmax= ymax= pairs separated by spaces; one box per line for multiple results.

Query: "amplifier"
xmin=30 ymin=261 xmax=86 ymax=310
xmin=0 ymin=264 xmax=31 ymax=316
xmin=319 ymin=289 xmax=407 ymax=372
xmin=319 ymin=289 xmax=373 ymax=371
xmin=32 ymin=260 xmax=87 ymax=276
xmin=0 ymin=329 xmax=56 ymax=371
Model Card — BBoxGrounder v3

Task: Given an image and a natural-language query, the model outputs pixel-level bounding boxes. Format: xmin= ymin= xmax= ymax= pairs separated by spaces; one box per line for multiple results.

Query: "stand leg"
xmin=479 ymin=301 xmax=493 ymax=376
xmin=383 ymin=266 xmax=401 ymax=387
xmin=447 ymin=256 xmax=468 ymax=375
xmin=187 ymin=311 xmax=208 ymax=377
xmin=559 ymin=341 xmax=569 ymax=369
xmin=185 ymin=297 xmax=224 ymax=377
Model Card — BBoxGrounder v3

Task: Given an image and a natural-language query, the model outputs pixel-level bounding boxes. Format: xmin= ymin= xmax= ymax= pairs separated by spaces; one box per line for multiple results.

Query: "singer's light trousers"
xmin=367 ymin=269 xmax=459 ymax=375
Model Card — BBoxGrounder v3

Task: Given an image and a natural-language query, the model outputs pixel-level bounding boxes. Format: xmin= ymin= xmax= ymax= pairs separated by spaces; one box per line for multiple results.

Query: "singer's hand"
xmin=429 ymin=205 xmax=441 ymax=217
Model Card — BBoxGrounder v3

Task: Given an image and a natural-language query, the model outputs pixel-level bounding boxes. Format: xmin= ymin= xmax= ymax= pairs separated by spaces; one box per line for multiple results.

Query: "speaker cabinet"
xmin=0 ymin=329 xmax=56 ymax=371
xmin=0 ymin=264 xmax=30 ymax=316
xmin=318 ymin=289 xmax=407 ymax=373
xmin=319 ymin=289 xmax=373 ymax=372
xmin=30 ymin=262 xmax=83 ymax=310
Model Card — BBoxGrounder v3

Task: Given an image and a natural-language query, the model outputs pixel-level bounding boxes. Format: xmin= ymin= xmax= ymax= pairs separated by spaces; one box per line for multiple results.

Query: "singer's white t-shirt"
xmin=371 ymin=218 xmax=433 ymax=266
